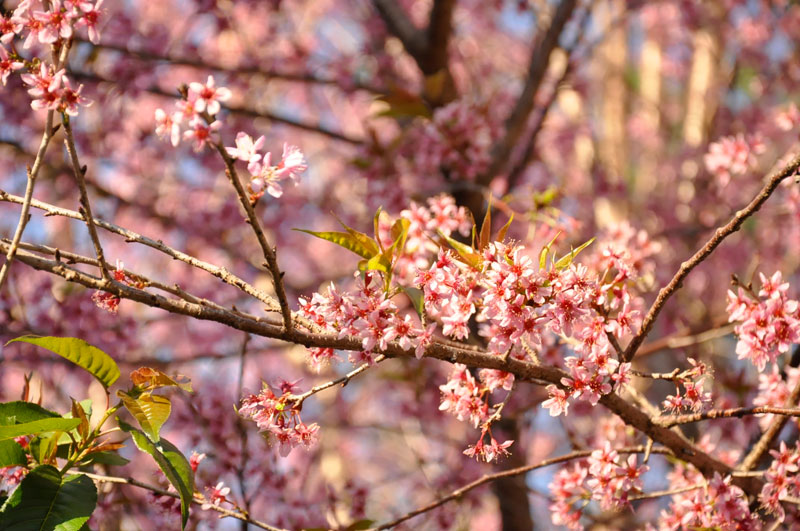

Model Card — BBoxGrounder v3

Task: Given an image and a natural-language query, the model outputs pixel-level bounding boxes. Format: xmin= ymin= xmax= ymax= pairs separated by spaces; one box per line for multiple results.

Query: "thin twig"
xmin=212 ymin=140 xmax=294 ymax=332
xmin=61 ymin=115 xmax=110 ymax=280
xmin=291 ymin=355 xmax=387 ymax=410
xmin=81 ymin=472 xmax=285 ymax=531
xmin=624 ymin=150 xmax=800 ymax=362
xmin=372 ymin=446 xmax=673 ymax=529
xmin=0 ymin=189 xmax=281 ymax=313
xmin=655 ymin=405 xmax=800 ymax=428
xmin=740 ymin=380 xmax=800 ymax=471
xmin=635 ymin=323 xmax=735 ymax=357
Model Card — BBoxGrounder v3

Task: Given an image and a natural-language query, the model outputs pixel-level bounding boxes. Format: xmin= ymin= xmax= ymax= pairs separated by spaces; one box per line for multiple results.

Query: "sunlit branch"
xmin=655 ymin=405 xmax=800 ymax=429
xmin=624 ymin=150 xmax=800 ymax=362
xmin=81 ymin=472 xmax=285 ymax=531
xmin=374 ymin=445 xmax=674 ymax=529
xmin=211 ymin=140 xmax=294 ymax=332
xmin=290 ymin=355 xmax=387 ymax=409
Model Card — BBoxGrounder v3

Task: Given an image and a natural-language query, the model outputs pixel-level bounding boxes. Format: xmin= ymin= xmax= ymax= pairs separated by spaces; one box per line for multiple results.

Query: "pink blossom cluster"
xmin=754 ymin=365 xmax=800 ymax=429
xmin=299 ymin=272 xmax=434 ymax=364
xmin=776 ymin=102 xmax=800 ymax=131
xmin=590 ymin=221 xmax=662 ymax=287
xmin=154 ymin=76 xmax=231 ymax=151
xmin=727 ymin=271 xmax=800 ymax=371
xmin=1 ymin=0 xmax=104 ymax=48
xmin=438 ymin=364 xmax=514 ymax=462
xmin=19 ymin=62 xmax=88 ymax=115
xmin=549 ymin=446 xmax=649 ymax=529
xmin=226 ymin=132 xmax=307 ymax=200
xmin=405 ymin=99 xmax=498 ymax=181
xmin=239 ymin=385 xmax=320 ymax=456
xmin=661 ymin=359 xmax=713 ymax=413
xmin=704 ymin=133 xmax=766 ymax=186
xmin=416 ymin=249 xmax=478 ymax=340
xmin=658 ymin=472 xmax=757 ymax=530
xmin=381 ymin=194 xmax=471 ymax=283
xmin=761 ymin=441 xmax=800 ymax=521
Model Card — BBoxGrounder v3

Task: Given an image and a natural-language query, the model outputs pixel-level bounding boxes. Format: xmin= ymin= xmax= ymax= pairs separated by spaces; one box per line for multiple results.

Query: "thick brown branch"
xmin=480 ymin=0 xmax=578 ymax=186
xmin=1 ymin=245 xmax=766 ymax=498
xmin=374 ymin=446 xmax=673 ymax=529
xmin=624 ymin=150 xmax=800 ymax=362
xmin=371 ymin=0 xmax=427 ymax=60
xmin=422 ymin=0 xmax=456 ymax=74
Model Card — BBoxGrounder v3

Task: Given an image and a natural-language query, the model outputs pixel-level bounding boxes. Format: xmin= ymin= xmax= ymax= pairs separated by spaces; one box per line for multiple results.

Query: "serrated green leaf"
xmin=7 ymin=336 xmax=120 ymax=388
xmin=294 ymin=229 xmax=379 ymax=260
xmin=0 ymin=418 xmax=81 ymax=441
xmin=0 ymin=440 xmax=26 ymax=467
xmin=0 ymin=401 xmax=60 ymax=425
xmin=118 ymin=391 xmax=171 ymax=443
xmin=0 ymin=464 xmax=97 ymax=531
xmin=119 ymin=421 xmax=193 ymax=529
xmin=554 ymin=237 xmax=595 ymax=270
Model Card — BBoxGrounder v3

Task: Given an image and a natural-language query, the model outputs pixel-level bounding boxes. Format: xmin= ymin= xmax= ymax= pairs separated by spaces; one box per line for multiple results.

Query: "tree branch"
xmin=740 ymin=379 xmax=800 ymax=471
xmin=655 ymin=405 xmax=800 ymax=428
xmin=211 ymin=141 xmax=293 ymax=332
xmin=371 ymin=0 xmax=427 ymax=60
xmin=374 ymin=445 xmax=673 ymax=529
xmin=81 ymin=472 xmax=285 ymax=531
xmin=480 ymin=0 xmax=578 ymax=186
xmin=623 ymin=150 xmax=800 ymax=362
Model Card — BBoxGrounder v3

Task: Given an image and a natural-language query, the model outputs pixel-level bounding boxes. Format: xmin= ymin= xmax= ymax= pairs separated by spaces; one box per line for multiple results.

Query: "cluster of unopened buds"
xmin=550 ymin=444 xmax=649 ymax=529
xmin=727 ymin=271 xmax=800 ymax=371
xmin=91 ymin=260 xmax=143 ymax=314
xmin=238 ymin=385 xmax=320 ymax=457
xmin=226 ymin=132 xmax=307 ymax=200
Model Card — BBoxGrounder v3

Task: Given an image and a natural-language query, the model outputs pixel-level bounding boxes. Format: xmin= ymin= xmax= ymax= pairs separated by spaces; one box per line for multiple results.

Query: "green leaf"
xmin=553 ymin=237 xmax=595 ymax=270
xmin=0 ymin=464 xmax=97 ymax=531
xmin=118 ymin=391 xmax=171 ymax=443
xmin=373 ymin=207 xmax=384 ymax=252
xmin=0 ymin=418 xmax=81 ymax=441
xmin=7 ymin=336 xmax=120 ymax=388
xmin=403 ymin=287 xmax=425 ymax=319
xmin=130 ymin=368 xmax=192 ymax=393
xmin=438 ymin=231 xmax=482 ymax=269
xmin=82 ymin=451 xmax=130 ymax=467
xmin=119 ymin=421 xmax=193 ymax=529
xmin=496 ymin=214 xmax=514 ymax=243
xmin=345 ymin=520 xmax=376 ymax=531
xmin=478 ymin=199 xmax=492 ymax=251
xmin=0 ymin=401 xmax=60 ymax=425
xmin=293 ymin=229 xmax=379 ymax=260
xmin=539 ymin=231 xmax=562 ymax=269
xmin=0 ymin=440 xmax=26 ymax=467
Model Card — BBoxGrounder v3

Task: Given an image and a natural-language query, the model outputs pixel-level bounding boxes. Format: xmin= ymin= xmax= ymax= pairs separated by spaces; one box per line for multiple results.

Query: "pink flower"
xmin=226 ymin=132 xmax=265 ymax=173
xmin=201 ymin=481 xmax=230 ymax=510
xmin=76 ymin=0 xmax=103 ymax=44
xmin=0 ymin=45 xmax=23 ymax=86
xmin=154 ymin=108 xmax=182 ymax=147
xmin=542 ymin=385 xmax=570 ymax=416
xmin=188 ymin=75 xmax=231 ymax=115
xmin=183 ymin=117 xmax=220 ymax=152
xmin=33 ymin=0 xmax=74 ymax=44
